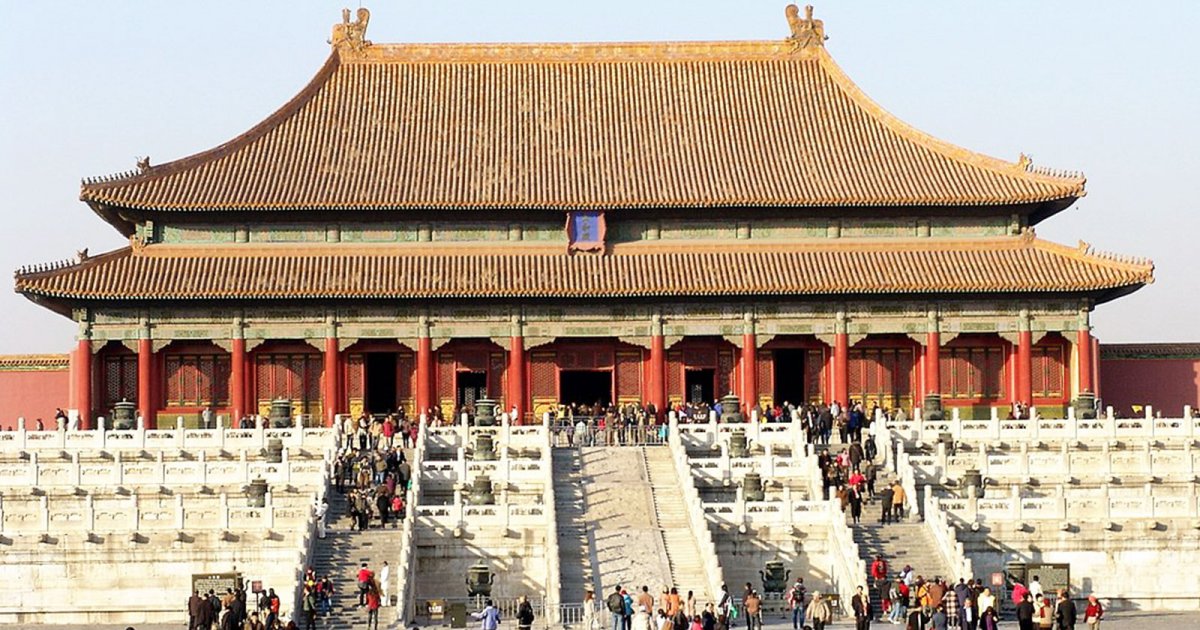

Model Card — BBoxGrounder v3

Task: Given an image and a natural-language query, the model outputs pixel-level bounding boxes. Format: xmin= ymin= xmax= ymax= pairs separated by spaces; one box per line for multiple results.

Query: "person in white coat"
xmin=314 ymin=498 xmax=328 ymax=539
xmin=380 ymin=560 xmax=391 ymax=607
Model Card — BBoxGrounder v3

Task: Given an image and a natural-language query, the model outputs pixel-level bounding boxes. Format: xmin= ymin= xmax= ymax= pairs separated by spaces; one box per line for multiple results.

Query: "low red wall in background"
xmin=1100 ymin=354 xmax=1200 ymax=417
xmin=0 ymin=356 xmax=70 ymax=430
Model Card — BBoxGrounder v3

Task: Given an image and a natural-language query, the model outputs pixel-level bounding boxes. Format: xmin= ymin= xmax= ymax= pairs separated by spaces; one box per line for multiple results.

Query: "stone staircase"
xmin=643 ymin=447 xmax=713 ymax=605
xmin=307 ymin=489 xmax=406 ymax=629
xmin=554 ymin=447 xmax=597 ymax=606
xmin=849 ymin=519 xmax=957 ymax=586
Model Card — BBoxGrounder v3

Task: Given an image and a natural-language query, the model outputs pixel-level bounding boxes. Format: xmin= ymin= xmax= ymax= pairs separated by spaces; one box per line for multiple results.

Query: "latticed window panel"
xmin=437 ymin=353 xmax=455 ymax=400
xmin=849 ymin=348 xmax=914 ymax=407
xmin=717 ymin=350 xmax=734 ymax=397
xmin=305 ymin=356 xmax=323 ymax=404
xmin=530 ymin=352 xmax=557 ymax=399
xmin=940 ymin=347 xmax=1005 ymax=400
xmin=397 ymin=353 xmax=415 ymax=399
xmin=164 ymin=354 xmax=230 ymax=406
xmin=488 ymin=353 xmax=506 ymax=400
xmin=102 ymin=355 xmax=137 ymax=409
xmin=1031 ymin=345 xmax=1065 ymax=398
xmin=254 ymin=353 xmax=320 ymax=407
xmin=616 ymin=351 xmax=642 ymax=399
xmin=346 ymin=354 xmax=365 ymax=399
xmin=805 ymin=349 xmax=825 ymax=403
xmin=756 ymin=352 xmax=773 ymax=397
xmin=667 ymin=351 xmax=684 ymax=401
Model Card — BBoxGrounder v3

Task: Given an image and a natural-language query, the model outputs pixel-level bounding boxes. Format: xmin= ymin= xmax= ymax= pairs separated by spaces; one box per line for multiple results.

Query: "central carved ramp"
xmin=557 ymin=445 xmax=714 ymax=609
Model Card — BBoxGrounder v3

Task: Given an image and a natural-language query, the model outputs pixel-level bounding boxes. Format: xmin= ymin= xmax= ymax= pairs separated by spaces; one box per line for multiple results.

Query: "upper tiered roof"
xmin=80 ymin=6 xmax=1085 ymax=225
xmin=14 ymin=232 xmax=1153 ymax=312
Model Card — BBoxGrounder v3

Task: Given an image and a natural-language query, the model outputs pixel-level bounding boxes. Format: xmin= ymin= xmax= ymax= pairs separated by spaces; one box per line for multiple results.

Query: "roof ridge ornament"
xmin=331 ymin=7 xmax=371 ymax=53
xmin=786 ymin=4 xmax=827 ymax=50
xmin=1016 ymin=153 xmax=1033 ymax=172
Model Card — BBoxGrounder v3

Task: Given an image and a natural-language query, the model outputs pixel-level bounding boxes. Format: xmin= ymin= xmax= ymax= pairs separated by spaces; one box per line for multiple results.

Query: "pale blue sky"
xmin=1 ymin=1 xmax=1196 ymax=353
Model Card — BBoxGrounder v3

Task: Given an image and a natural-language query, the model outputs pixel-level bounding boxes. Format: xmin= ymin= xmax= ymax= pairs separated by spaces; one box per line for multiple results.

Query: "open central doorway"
xmin=456 ymin=371 xmax=487 ymax=408
xmin=773 ymin=349 xmax=807 ymax=405
xmin=366 ymin=353 xmax=397 ymax=414
xmin=559 ymin=370 xmax=612 ymax=407
xmin=685 ymin=369 xmax=715 ymax=404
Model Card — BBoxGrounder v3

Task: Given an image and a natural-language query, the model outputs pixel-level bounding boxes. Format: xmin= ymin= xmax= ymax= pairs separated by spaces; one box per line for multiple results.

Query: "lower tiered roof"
xmin=14 ymin=232 xmax=1152 ymax=310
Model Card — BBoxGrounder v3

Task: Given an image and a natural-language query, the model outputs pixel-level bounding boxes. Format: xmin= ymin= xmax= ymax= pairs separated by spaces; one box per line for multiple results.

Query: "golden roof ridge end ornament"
xmin=786 ymin=4 xmax=827 ymax=51
xmin=331 ymin=7 xmax=372 ymax=54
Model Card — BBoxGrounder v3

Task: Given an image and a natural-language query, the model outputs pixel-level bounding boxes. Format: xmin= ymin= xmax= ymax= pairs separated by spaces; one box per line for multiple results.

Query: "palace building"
xmin=13 ymin=6 xmax=1153 ymax=428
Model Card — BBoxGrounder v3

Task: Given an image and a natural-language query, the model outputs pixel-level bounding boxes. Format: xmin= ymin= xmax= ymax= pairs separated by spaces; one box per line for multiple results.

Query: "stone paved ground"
xmin=64 ymin=610 xmax=1200 ymax=630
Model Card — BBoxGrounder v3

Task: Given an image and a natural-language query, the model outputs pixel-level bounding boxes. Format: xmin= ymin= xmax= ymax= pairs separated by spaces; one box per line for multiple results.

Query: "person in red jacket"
xmin=869 ymin=556 xmax=889 ymax=603
xmin=1083 ymin=595 xmax=1103 ymax=630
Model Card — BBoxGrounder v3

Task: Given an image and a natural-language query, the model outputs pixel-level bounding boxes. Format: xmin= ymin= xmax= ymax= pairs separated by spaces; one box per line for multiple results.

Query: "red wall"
xmin=1100 ymin=358 xmax=1200 ymax=417
xmin=0 ymin=369 xmax=70 ymax=430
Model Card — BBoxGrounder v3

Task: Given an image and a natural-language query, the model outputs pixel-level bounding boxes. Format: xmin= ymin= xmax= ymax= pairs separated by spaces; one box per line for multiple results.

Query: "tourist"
xmin=380 ymin=561 xmax=391 ymax=607
xmin=668 ymin=587 xmax=682 ymax=618
xmin=805 ymin=591 xmax=832 ymax=630
xmin=878 ymin=482 xmax=894 ymax=523
xmin=1016 ymin=592 xmax=1035 ymax=630
xmin=701 ymin=603 xmax=717 ymax=630
xmin=1035 ymin=595 xmax=1054 ymax=630
xmin=685 ymin=590 xmax=696 ymax=619
xmin=976 ymin=588 xmax=995 ymax=616
xmin=314 ymin=497 xmax=328 ymax=539
xmin=1054 ymin=589 xmax=1077 ymax=630
xmin=980 ymin=605 xmax=999 ymax=630
xmin=717 ymin=583 xmax=731 ymax=628
xmin=187 ymin=590 xmax=204 ymax=630
xmin=247 ymin=611 xmax=266 ymax=630
xmin=1083 ymin=595 xmax=1103 ymax=630
xmin=624 ymin=588 xmax=636 ymax=630
xmin=632 ymin=604 xmax=652 ymax=630
xmin=517 ymin=594 xmax=536 ymax=630
xmin=366 ymin=579 xmax=382 ymax=630
xmin=849 ymin=485 xmax=864 ymax=524
xmin=942 ymin=582 xmax=959 ymax=629
xmin=852 ymin=585 xmax=872 ymax=630
xmin=743 ymin=589 xmax=761 ymax=630
xmin=302 ymin=587 xmax=318 ymax=630
xmin=890 ymin=480 xmax=906 ymax=520
xmin=1029 ymin=575 xmax=1044 ymax=601
xmin=786 ymin=577 xmax=807 ymax=630
xmin=959 ymin=597 xmax=977 ymax=630
xmin=887 ymin=578 xmax=907 ymax=624
xmin=609 ymin=586 xmax=627 ymax=630
xmin=637 ymin=586 xmax=655 ymax=615
xmin=583 ymin=590 xmax=598 ymax=630
xmin=357 ymin=562 xmax=372 ymax=607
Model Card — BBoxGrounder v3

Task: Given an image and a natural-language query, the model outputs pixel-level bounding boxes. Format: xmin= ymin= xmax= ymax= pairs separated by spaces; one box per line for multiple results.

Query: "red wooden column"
xmin=925 ymin=331 xmax=941 ymax=398
xmin=508 ymin=335 xmax=526 ymax=422
xmin=648 ymin=314 xmax=666 ymax=419
xmin=75 ymin=338 xmax=93 ymax=430
xmin=741 ymin=335 xmax=757 ymax=412
xmin=137 ymin=337 xmax=153 ymax=428
xmin=1077 ymin=328 xmax=1094 ymax=395
xmin=231 ymin=338 xmax=247 ymax=423
xmin=1015 ymin=310 xmax=1033 ymax=406
xmin=324 ymin=337 xmax=340 ymax=427
xmin=832 ymin=312 xmax=849 ymax=406
xmin=1091 ymin=335 xmax=1102 ymax=400
xmin=416 ymin=317 xmax=433 ymax=419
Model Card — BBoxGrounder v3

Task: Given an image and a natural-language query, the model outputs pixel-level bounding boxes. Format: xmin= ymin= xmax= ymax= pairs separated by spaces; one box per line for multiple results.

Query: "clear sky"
xmin=1 ymin=1 xmax=1196 ymax=353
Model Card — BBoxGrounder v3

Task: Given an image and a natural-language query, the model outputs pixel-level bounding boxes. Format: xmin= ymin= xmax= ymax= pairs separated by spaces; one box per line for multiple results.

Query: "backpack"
xmin=608 ymin=593 xmax=626 ymax=613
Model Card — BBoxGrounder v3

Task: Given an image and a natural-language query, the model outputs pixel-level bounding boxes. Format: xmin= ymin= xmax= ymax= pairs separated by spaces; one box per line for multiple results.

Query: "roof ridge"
xmin=812 ymin=47 xmax=1087 ymax=193
xmin=1032 ymin=238 xmax=1155 ymax=279
xmin=81 ymin=53 xmax=343 ymax=196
